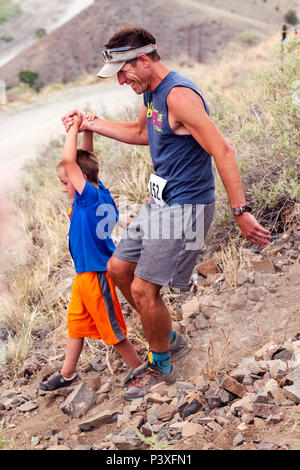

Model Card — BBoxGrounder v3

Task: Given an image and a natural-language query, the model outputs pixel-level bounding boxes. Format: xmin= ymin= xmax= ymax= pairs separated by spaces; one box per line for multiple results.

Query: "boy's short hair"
xmin=56 ymin=150 xmax=99 ymax=184
xmin=76 ymin=150 xmax=99 ymax=184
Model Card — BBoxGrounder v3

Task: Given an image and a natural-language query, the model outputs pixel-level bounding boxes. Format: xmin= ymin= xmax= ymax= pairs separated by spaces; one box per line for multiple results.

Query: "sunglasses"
xmin=102 ymin=46 xmax=133 ymax=62
xmin=101 ymin=43 xmax=157 ymax=64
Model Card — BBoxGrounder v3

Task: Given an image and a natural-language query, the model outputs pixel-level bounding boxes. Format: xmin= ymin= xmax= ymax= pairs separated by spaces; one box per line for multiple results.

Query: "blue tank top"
xmin=143 ymin=70 xmax=215 ymax=205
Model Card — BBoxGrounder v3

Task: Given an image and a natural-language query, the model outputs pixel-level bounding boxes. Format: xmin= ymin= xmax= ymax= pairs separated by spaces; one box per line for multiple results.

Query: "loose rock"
xmin=60 ymin=383 xmax=97 ymax=418
xmin=156 ymin=403 xmax=177 ymax=421
xmin=233 ymin=432 xmax=245 ymax=447
xmin=79 ymin=409 xmax=120 ymax=431
xmin=221 ymin=376 xmax=246 ymax=398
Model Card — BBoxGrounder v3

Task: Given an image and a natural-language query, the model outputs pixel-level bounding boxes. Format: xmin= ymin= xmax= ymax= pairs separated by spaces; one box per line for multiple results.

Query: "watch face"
xmin=233 ymin=207 xmax=241 ymax=215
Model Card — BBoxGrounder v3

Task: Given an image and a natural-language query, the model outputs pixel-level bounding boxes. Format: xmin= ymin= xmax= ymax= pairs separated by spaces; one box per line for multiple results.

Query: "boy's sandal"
xmin=38 ymin=371 xmax=79 ymax=392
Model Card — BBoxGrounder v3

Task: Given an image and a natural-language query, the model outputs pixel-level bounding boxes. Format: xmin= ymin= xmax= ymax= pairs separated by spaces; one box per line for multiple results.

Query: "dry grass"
xmin=187 ymin=35 xmax=300 ymax=244
xmin=251 ymin=318 xmax=296 ymax=348
xmin=0 ymin=138 xmax=73 ymax=367
xmin=215 ymin=240 xmax=254 ymax=287
xmin=173 ymin=33 xmax=280 ymax=111
xmin=110 ymin=147 xmax=152 ymax=204
xmin=0 ymin=110 xmax=151 ymax=370
xmin=199 ymin=328 xmax=233 ymax=382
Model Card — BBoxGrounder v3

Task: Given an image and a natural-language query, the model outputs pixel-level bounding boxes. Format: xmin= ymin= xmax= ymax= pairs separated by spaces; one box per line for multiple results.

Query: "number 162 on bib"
xmin=148 ymin=174 xmax=167 ymax=207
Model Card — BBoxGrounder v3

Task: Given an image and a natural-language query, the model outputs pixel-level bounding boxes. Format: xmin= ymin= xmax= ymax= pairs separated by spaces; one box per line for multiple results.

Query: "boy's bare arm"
xmin=62 ymin=114 xmax=86 ymax=195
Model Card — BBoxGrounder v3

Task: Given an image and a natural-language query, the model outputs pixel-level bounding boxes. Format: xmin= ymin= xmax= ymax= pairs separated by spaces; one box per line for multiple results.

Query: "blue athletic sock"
xmin=148 ymin=350 xmax=172 ymax=374
xmin=170 ymin=330 xmax=176 ymax=343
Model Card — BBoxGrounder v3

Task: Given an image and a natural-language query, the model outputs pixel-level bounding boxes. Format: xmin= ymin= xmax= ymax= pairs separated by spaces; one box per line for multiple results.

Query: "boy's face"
xmin=57 ymin=167 xmax=75 ymax=199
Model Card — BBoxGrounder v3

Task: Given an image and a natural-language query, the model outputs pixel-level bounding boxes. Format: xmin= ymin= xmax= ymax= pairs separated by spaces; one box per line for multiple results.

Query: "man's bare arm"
xmin=62 ymin=105 xmax=149 ymax=146
xmin=80 ymin=130 xmax=94 ymax=153
xmin=79 ymin=113 xmax=95 ymax=152
xmin=167 ymin=87 xmax=271 ymax=245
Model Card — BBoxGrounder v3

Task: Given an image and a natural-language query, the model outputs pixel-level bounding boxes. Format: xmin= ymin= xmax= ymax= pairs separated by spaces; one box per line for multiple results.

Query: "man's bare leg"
xmin=107 ymin=256 xmax=137 ymax=309
xmin=108 ymin=257 xmax=171 ymax=357
xmin=130 ymin=276 xmax=171 ymax=353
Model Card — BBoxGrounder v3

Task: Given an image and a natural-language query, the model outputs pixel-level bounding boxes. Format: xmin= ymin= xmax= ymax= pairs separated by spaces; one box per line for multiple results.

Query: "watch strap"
xmin=232 ymin=205 xmax=252 ymax=216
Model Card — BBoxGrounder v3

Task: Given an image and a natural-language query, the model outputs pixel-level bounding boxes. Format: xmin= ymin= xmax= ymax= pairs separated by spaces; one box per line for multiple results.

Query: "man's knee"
xmin=106 ymin=257 xmax=114 ymax=279
xmin=107 ymin=257 xmax=123 ymax=282
xmin=107 ymin=256 xmax=135 ymax=283
xmin=130 ymin=279 xmax=144 ymax=304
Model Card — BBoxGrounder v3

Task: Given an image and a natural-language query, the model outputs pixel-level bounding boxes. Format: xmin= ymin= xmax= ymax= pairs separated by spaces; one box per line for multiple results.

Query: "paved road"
xmin=0 ymin=81 xmax=138 ymax=190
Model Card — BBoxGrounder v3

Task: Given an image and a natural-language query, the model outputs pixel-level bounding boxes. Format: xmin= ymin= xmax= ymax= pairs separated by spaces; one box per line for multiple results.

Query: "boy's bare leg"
xmin=61 ymin=337 xmax=84 ymax=377
xmin=114 ymin=338 xmax=142 ymax=370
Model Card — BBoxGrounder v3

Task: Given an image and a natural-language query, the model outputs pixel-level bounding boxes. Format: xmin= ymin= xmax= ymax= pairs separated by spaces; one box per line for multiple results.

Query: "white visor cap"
xmin=97 ymin=43 xmax=157 ymax=78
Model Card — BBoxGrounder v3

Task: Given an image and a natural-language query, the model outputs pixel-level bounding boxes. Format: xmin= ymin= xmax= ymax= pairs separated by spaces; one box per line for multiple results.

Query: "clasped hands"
xmin=61 ymin=109 xmax=96 ymax=133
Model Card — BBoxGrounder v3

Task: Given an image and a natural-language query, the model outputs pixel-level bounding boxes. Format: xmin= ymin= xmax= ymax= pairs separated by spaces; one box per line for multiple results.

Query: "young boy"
xmin=39 ymin=113 xmax=142 ymax=392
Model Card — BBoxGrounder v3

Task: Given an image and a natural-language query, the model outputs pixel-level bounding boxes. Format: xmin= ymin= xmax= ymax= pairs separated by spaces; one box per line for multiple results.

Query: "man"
xmin=62 ymin=27 xmax=271 ymax=400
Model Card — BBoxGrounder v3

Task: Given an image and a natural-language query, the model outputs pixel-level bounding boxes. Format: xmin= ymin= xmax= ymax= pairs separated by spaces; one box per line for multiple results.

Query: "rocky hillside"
xmin=0 ymin=226 xmax=299 ymax=450
xmin=0 ymin=0 xmax=293 ymax=87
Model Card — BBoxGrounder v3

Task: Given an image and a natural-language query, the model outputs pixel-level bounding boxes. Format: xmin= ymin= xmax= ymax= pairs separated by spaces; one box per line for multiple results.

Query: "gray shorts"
xmin=113 ymin=200 xmax=215 ymax=291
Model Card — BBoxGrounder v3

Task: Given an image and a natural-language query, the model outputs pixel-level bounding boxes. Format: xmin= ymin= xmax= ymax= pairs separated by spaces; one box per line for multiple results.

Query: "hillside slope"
xmin=0 ymin=0 xmax=95 ymax=68
xmin=0 ymin=0 xmax=290 ymax=87
xmin=192 ymin=0 xmax=299 ymax=24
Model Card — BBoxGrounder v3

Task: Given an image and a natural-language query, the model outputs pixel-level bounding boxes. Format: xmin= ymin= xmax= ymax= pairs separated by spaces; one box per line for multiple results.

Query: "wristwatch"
xmin=231 ymin=205 xmax=252 ymax=216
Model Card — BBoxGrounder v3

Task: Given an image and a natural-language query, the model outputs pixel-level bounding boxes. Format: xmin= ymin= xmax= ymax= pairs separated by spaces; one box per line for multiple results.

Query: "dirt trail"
xmin=0 ymin=81 xmax=139 ymax=190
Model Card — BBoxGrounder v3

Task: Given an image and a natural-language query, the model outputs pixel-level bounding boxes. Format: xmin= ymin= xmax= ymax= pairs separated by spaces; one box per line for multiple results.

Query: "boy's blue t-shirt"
xmin=68 ymin=180 xmax=119 ymax=273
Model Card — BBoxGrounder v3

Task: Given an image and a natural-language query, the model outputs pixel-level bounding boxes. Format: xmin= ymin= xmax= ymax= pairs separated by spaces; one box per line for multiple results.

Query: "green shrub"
xmin=0 ymin=34 xmax=13 ymax=41
xmin=0 ymin=425 xmax=15 ymax=450
xmin=209 ymin=37 xmax=300 ymax=242
xmin=19 ymin=70 xmax=39 ymax=89
xmin=0 ymin=0 xmax=21 ymax=24
xmin=236 ymin=30 xmax=261 ymax=47
xmin=35 ymin=28 xmax=46 ymax=39
xmin=284 ymin=9 xmax=298 ymax=26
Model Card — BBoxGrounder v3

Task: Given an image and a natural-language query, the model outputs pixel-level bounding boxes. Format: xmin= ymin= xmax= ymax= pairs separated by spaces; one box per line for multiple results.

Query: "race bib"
xmin=148 ymin=173 xmax=167 ymax=207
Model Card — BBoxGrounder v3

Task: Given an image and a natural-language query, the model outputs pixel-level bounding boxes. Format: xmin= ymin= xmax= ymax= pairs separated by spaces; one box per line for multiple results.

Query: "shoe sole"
xmin=171 ymin=342 xmax=192 ymax=362
xmin=123 ymin=369 xmax=177 ymax=401
xmin=121 ymin=344 xmax=192 ymax=390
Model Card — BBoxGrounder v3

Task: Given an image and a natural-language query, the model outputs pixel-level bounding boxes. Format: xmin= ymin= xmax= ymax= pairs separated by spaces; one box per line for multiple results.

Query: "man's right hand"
xmin=61 ymin=109 xmax=96 ymax=133
xmin=235 ymin=212 xmax=271 ymax=246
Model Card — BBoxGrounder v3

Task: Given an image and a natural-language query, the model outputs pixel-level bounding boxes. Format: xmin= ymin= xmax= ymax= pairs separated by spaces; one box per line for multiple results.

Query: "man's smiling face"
xmin=117 ymin=58 xmax=149 ymax=94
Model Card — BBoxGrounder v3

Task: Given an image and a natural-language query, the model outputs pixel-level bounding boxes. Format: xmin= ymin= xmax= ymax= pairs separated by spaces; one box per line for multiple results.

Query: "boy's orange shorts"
xmin=68 ymin=271 xmax=127 ymax=345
